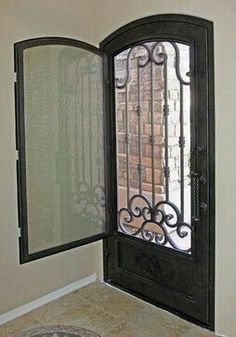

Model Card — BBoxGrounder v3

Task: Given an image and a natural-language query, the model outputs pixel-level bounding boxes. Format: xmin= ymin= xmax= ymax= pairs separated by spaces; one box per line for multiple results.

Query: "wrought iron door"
xmin=14 ymin=14 xmax=214 ymax=331
xmin=101 ymin=15 xmax=215 ymax=330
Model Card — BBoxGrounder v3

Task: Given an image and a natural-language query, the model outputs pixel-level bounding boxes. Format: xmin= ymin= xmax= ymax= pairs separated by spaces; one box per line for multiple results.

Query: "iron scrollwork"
xmin=116 ymin=41 xmax=192 ymax=252
xmin=136 ymin=253 xmax=160 ymax=275
xmin=116 ymin=42 xmax=190 ymax=88
xmin=119 ymin=194 xmax=191 ymax=253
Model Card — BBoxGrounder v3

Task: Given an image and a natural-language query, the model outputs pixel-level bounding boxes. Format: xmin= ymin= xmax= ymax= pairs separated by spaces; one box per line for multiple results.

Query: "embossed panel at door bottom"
xmin=109 ymin=235 xmax=208 ymax=324
xmin=117 ymin=239 xmax=194 ymax=297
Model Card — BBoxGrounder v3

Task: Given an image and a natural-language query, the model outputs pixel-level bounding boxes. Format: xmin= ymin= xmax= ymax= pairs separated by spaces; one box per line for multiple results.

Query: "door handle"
xmin=191 ymin=172 xmax=207 ymax=222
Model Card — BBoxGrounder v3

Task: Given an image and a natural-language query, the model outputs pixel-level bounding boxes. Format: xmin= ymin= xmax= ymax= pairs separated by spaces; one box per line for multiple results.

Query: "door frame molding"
xmin=100 ymin=14 xmax=215 ymax=330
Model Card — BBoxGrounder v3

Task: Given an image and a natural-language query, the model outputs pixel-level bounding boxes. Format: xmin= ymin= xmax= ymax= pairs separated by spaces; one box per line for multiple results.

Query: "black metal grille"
xmin=115 ymin=41 xmax=192 ymax=252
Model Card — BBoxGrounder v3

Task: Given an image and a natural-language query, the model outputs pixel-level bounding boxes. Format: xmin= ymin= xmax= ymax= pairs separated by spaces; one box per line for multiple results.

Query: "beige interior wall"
xmin=90 ymin=1 xmax=236 ymax=336
xmin=0 ymin=0 xmax=104 ymax=315
xmin=0 ymin=0 xmax=235 ymax=336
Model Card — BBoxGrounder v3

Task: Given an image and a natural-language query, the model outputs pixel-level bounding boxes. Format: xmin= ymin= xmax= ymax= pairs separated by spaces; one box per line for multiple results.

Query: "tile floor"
xmin=0 ymin=282 xmax=219 ymax=337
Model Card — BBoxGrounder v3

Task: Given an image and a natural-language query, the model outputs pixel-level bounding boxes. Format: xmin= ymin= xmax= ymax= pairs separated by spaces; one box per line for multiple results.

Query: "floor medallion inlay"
xmin=15 ymin=325 xmax=101 ymax=337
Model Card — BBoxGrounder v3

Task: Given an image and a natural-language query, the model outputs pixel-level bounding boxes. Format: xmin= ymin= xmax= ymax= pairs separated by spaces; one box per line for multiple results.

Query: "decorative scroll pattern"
xmin=119 ymin=194 xmax=191 ymax=252
xmin=16 ymin=325 xmax=101 ymax=337
xmin=115 ymin=42 xmax=190 ymax=88
xmin=115 ymin=41 xmax=192 ymax=252
xmin=136 ymin=253 xmax=160 ymax=275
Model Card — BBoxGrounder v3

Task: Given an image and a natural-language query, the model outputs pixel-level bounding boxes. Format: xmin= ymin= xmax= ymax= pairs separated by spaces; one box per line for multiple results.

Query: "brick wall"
xmin=115 ymin=42 xmax=190 ymax=204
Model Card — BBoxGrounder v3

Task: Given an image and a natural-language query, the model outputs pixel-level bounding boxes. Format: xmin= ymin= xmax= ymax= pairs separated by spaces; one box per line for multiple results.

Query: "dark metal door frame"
xmin=100 ymin=14 xmax=215 ymax=330
xmin=15 ymin=37 xmax=110 ymax=263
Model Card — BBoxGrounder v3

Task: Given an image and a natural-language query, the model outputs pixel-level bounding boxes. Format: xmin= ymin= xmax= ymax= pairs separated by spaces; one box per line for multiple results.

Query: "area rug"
xmin=15 ymin=325 xmax=101 ymax=337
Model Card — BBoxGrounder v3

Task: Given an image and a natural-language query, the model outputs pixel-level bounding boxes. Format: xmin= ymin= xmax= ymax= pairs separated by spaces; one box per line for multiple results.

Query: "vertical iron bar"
xmin=163 ymin=58 xmax=170 ymax=201
xmin=125 ymin=85 xmax=130 ymax=205
xmin=137 ymin=65 xmax=142 ymax=194
xmin=179 ymin=83 xmax=185 ymax=221
xmin=150 ymin=62 xmax=155 ymax=207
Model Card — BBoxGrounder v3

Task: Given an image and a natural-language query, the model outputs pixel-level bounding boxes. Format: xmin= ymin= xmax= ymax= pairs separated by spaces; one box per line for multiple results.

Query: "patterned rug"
xmin=15 ymin=325 xmax=101 ymax=337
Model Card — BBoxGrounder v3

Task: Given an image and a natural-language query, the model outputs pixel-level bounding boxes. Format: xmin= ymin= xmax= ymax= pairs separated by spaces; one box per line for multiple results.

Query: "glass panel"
xmin=23 ymin=44 xmax=105 ymax=254
xmin=115 ymin=41 xmax=191 ymax=253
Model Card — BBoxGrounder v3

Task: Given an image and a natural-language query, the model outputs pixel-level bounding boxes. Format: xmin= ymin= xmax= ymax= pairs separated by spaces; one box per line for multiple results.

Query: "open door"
xmin=15 ymin=14 xmax=214 ymax=331
xmin=101 ymin=15 xmax=215 ymax=330
xmin=15 ymin=37 xmax=109 ymax=263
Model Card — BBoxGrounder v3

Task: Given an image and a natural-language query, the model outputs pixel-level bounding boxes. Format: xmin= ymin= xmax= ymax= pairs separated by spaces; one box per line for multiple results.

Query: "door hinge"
xmin=14 ymin=72 xmax=17 ymax=83
xmin=18 ymin=227 xmax=22 ymax=238
xmin=16 ymin=150 xmax=19 ymax=160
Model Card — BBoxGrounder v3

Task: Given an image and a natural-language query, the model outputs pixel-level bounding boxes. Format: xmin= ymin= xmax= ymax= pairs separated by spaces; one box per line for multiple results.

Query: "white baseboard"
xmin=0 ymin=273 xmax=97 ymax=326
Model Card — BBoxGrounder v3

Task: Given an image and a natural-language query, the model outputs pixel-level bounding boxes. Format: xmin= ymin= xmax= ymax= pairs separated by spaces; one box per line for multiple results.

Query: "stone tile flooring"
xmin=0 ymin=282 xmax=218 ymax=337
